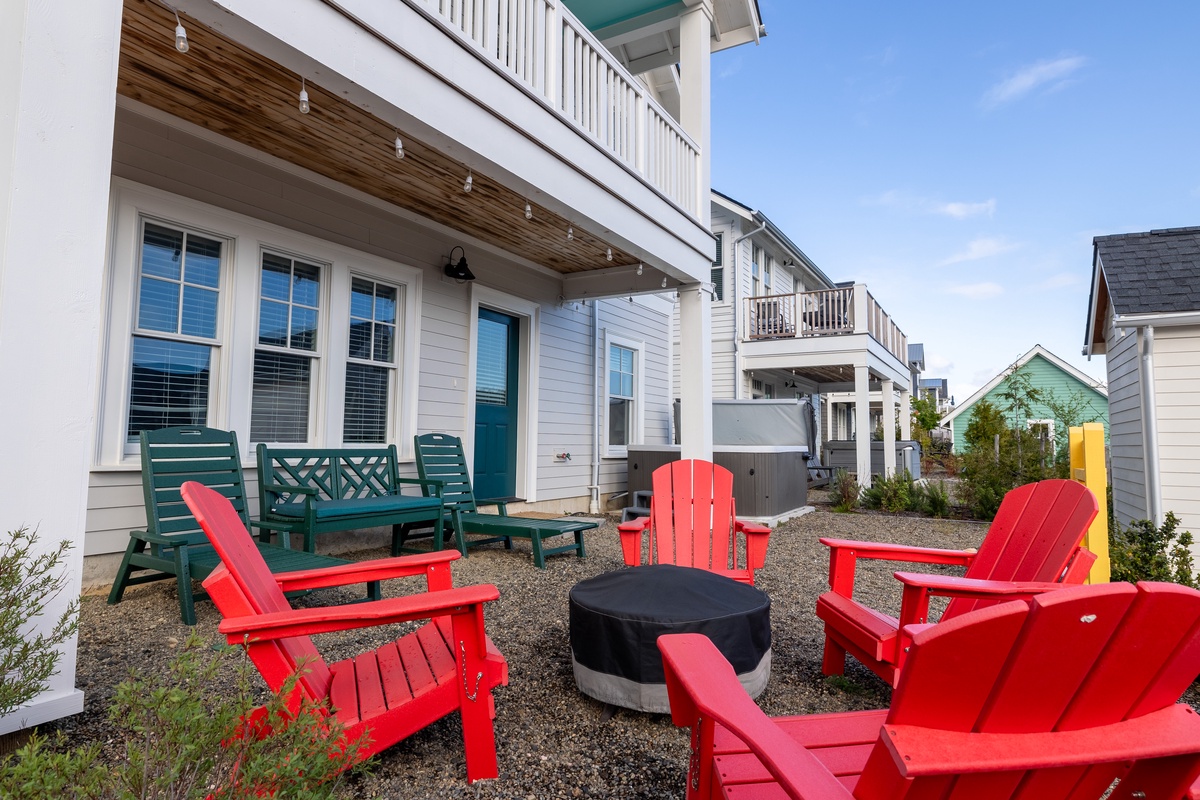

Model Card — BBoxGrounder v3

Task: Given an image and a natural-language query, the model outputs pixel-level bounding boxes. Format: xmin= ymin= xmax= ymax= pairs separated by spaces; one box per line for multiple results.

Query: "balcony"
xmin=423 ymin=0 xmax=701 ymax=218
xmin=743 ymin=285 xmax=909 ymax=366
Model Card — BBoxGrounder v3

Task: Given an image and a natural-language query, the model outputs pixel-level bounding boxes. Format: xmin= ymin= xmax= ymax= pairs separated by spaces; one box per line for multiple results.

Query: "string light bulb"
xmin=661 ymin=277 xmax=668 ymax=288
xmin=298 ymin=78 xmax=310 ymax=114
xmin=524 ymin=201 xmax=533 ymax=220
xmin=636 ymin=263 xmax=643 ymax=276
xmin=567 ymin=225 xmax=574 ymax=241
xmin=606 ymin=247 xmax=613 ymax=261
xmin=394 ymin=133 xmax=405 ymax=160
xmin=463 ymin=170 xmax=473 ymax=193
xmin=173 ymin=11 xmax=189 ymax=53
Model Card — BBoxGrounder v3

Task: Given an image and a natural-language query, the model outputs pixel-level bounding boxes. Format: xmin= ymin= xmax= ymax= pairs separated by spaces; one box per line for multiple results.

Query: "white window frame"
xmin=1027 ymin=418 xmax=1056 ymax=461
xmin=604 ymin=331 xmax=645 ymax=458
xmin=97 ymin=181 xmax=422 ymax=466
xmin=342 ymin=274 xmax=403 ymax=445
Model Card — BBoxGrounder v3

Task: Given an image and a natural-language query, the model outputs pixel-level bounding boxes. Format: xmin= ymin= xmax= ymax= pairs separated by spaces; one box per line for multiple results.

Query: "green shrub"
xmin=0 ymin=528 xmax=78 ymax=718
xmin=830 ymin=469 xmax=860 ymax=512
xmin=861 ymin=470 xmax=914 ymax=513
xmin=1110 ymin=512 xmax=1197 ymax=588
xmin=0 ymin=635 xmax=367 ymax=799
xmin=914 ymin=480 xmax=951 ymax=518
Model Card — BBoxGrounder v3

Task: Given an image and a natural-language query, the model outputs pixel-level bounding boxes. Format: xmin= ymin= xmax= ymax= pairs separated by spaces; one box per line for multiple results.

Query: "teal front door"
xmin=474 ymin=308 xmax=519 ymax=500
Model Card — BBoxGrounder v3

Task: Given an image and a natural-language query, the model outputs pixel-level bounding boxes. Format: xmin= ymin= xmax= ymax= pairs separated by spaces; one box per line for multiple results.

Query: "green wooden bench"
xmin=107 ymin=426 xmax=375 ymax=625
xmin=406 ymin=433 xmax=598 ymax=568
xmin=256 ymin=443 xmax=445 ymax=555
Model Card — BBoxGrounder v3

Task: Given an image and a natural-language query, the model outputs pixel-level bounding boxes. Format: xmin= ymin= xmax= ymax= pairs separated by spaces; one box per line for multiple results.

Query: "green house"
xmin=941 ymin=345 xmax=1108 ymax=453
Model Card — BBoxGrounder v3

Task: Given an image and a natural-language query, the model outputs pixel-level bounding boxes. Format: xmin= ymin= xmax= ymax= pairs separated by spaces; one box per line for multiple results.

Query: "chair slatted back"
xmin=857 ymin=582 xmax=1200 ymax=797
xmin=141 ymin=426 xmax=252 ymax=546
xmin=183 ymin=481 xmax=332 ymax=698
xmin=257 ymin=445 xmax=400 ymax=510
xmin=414 ymin=434 xmax=478 ymax=512
xmin=947 ymin=479 xmax=1098 ymax=619
xmin=649 ymin=460 xmax=737 ymax=572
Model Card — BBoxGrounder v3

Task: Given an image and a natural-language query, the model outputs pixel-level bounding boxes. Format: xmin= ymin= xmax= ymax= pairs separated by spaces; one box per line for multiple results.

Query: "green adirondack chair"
xmin=404 ymin=433 xmax=597 ymax=568
xmin=107 ymin=426 xmax=376 ymax=624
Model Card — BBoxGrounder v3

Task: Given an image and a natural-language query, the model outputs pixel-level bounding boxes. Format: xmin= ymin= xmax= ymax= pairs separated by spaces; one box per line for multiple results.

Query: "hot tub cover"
xmin=569 ymin=564 xmax=771 ymax=712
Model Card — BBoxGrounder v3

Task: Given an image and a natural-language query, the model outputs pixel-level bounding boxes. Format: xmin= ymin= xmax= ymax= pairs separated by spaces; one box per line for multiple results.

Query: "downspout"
xmin=588 ymin=299 xmax=601 ymax=514
xmin=730 ymin=219 xmax=768 ymax=399
xmin=1139 ymin=325 xmax=1163 ymax=525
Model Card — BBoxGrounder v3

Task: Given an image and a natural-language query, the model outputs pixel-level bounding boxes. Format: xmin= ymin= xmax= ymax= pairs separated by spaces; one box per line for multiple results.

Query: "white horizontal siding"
xmin=1151 ymin=327 xmax=1200 ymax=536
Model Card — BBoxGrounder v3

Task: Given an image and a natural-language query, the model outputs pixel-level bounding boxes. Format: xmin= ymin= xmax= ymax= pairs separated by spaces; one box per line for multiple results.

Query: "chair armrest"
xmin=894 ymin=571 xmax=1065 ymax=639
xmin=820 ymin=537 xmax=976 ymax=566
xmin=884 ymin=705 xmax=1200 ymax=777
xmin=260 ymin=481 xmax=318 ymax=495
xmin=658 ymin=633 xmax=856 ymax=799
xmin=736 ymin=520 xmax=771 ymax=570
xmin=219 ymin=583 xmax=500 ymax=641
xmin=618 ymin=517 xmax=650 ymax=566
xmin=273 ymin=550 xmax=462 ymax=593
xmin=820 ymin=537 xmax=975 ymax=598
xmin=476 ymin=496 xmax=521 ymax=515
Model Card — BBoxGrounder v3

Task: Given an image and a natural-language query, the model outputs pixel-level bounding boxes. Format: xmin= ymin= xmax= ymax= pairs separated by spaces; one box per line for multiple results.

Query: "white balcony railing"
xmin=422 ymin=0 xmax=701 ymax=217
xmin=743 ymin=285 xmax=909 ymax=364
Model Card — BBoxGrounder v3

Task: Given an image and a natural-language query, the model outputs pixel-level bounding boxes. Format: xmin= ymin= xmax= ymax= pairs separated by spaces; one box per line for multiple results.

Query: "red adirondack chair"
xmin=618 ymin=459 xmax=771 ymax=585
xmin=660 ymin=581 xmax=1200 ymax=799
xmin=180 ymin=481 xmax=508 ymax=783
xmin=817 ymin=478 xmax=1098 ymax=686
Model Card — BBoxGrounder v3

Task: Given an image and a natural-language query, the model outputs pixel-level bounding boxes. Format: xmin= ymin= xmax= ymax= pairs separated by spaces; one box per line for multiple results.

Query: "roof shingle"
xmin=1094 ymin=227 xmax=1200 ymax=315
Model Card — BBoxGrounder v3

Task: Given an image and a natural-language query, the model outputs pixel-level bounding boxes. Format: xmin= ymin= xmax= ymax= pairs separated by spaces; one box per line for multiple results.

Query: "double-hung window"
xmin=250 ymin=252 xmax=322 ymax=443
xmin=344 ymin=277 xmax=399 ymax=443
xmin=127 ymin=220 xmax=223 ymax=443
xmin=606 ymin=335 xmax=644 ymax=456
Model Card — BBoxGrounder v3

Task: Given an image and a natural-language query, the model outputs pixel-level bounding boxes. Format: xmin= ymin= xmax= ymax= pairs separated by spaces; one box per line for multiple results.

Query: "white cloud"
xmin=1036 ymin=273 xmax=1079 ymax=290
xmin=946 ymin=282 xmax=1005 ymax=299
xmin=939 ymin=237 xmax=1019 ymax=266
xmin=937 ymin=199 xmax=996 ymax=219
xmin=981 ymin=56 xmax=1086 ymax=110
xmin=927 ymin=353 xmax=953 ymax=371
xmin=865 ymin=191 xmax=997 ymax=219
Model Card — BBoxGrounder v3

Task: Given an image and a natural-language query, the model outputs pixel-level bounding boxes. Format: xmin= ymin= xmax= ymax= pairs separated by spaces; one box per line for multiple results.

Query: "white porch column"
xmin=882 ymin=378 xmax=896 ymax=477
xmin=0 ymin=0 xmax=123 ymax=732
xmin=679 ymin=0 xmax=712 ymax=228
xmin=678 ymin=282 xmax=714 ymax=460
xmin=899 ymin=388 xmax=912 ymax=439
xmin=854 ymin=365 xmax=872 ymax=486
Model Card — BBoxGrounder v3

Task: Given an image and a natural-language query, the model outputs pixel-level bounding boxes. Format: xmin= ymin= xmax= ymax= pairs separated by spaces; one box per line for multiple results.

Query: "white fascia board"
xmin=1112 ymin=310 xmax=1200 ymax=329
xmin=184 ymin=0 xmax=712 ymax=273
xmin=1083 ymin=251 xmax=1106 ymax=356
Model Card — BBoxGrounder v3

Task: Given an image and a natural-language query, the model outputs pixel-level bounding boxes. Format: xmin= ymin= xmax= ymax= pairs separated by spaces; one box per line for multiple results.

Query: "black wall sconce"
xmin=444 ymin=245 xmax=475 ymax=282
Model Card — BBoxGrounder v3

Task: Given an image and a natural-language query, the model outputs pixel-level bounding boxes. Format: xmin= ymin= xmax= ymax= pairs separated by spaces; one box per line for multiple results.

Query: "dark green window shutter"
xmin=711 ymin=233 xmax=724 ymax=302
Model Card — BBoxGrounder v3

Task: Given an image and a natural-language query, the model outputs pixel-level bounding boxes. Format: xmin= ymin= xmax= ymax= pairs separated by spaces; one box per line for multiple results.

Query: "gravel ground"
xmin=59 ymin=495 xmax=1198 ymax=798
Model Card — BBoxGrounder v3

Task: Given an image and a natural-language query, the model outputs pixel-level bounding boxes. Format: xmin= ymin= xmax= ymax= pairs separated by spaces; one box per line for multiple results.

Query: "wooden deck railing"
xmin=743 ymin=285 xmax=908 ymax=364
xmin=421 ymin=0 xmax=701 ymax=217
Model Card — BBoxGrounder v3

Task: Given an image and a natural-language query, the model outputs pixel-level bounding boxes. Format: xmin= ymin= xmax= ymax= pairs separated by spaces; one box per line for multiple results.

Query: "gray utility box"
xmin=823 ymin=440 xmax=922 ymax=479
xmin=626 ymin=445 xmax=807 ymax=518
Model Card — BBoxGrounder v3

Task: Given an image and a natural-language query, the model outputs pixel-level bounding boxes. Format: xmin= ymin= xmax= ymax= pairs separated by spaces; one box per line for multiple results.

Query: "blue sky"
xmin=710 ymin=1 xmax=1200 ymax=402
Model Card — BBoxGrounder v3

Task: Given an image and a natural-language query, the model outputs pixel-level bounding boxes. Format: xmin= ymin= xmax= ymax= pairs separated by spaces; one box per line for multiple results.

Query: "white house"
xmin=1084 ymin=226 xmax=1200 ymax=540
xmin=0 ymin=0 xmax=764 ymax=733
xmin=674 ymin=191 xmax=914 ymax=482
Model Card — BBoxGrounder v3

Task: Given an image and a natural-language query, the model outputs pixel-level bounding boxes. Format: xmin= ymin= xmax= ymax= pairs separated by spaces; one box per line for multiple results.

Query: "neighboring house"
xmin=1 ymin=0 xmax=764 ymax=733
xmin=1083 ymin=226 xmax=1200 ymax=539
xmin=940 ymin=345 xmax=1108 ymax=455
xmin=920 ymin=378 xmax=954 ymax=415
xmin=672 ymin=191 xmax=914 ymax=481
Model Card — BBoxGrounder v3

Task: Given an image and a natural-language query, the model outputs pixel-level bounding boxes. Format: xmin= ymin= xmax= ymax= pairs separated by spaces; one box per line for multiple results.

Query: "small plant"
xmin=0 ymin=527 xmax=79 ymax=718
xmin=0 ymin=635 xmax=367 ymax=798
xmin=861 ymin=470 xmax=915 ymax=513
xmin=914 ymin=480 xmax=951 ymax=518
xmin=830 ymin=469 xmax=860 ymax=512
xmin=1110 ymin=512 xmax=1197 ymax=588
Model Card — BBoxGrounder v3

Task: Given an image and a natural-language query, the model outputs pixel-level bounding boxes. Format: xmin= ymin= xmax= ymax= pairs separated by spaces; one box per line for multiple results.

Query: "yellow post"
xmin=1069 ymin=422 xmax=1110 ymax=583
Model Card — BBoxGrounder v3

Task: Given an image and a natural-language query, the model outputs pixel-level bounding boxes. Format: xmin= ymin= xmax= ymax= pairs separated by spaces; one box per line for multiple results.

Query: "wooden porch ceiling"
xmin=117 ymin=0 xmax=638 ymax=275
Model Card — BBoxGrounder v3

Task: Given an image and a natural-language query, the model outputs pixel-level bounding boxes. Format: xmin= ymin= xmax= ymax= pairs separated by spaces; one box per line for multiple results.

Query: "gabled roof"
xmin=1095 ymin=227 xmax=1200 ymax=315
xmin=1085 ymin=226 xmax=1200 ymax=354
xmin=940 ymin=344 xmax=1107 ymax=427
xmin=711 ymin=189 xmax=837 ymax=289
